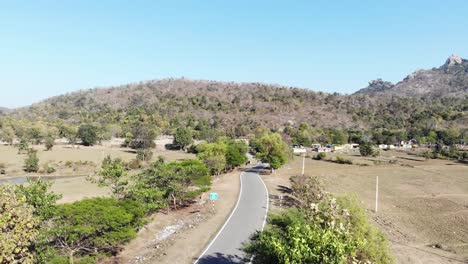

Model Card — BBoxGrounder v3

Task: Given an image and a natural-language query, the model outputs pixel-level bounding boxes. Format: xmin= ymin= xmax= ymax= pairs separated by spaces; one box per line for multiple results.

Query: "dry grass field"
xmin=0 ymin=144 xmax=195 ymax=203
xmin=262 ymin=150 xmax=468 ymax=264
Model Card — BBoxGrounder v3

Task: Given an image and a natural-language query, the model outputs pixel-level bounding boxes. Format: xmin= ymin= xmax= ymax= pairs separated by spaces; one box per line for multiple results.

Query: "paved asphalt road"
xmin=194 ymin=165 xmax=269 ymax=264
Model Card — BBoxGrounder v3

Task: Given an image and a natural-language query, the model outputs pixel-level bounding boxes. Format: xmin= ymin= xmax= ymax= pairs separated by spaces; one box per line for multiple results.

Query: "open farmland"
xmin=0 ymin=142 xmax=195 ymax=203
xmin=262 ymin=150 xmax=468 ymax=264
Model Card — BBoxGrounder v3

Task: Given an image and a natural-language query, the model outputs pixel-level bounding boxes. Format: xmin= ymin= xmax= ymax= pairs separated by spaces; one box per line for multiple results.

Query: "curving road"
xmin=194 ymin=165 xmax=269 ymax=264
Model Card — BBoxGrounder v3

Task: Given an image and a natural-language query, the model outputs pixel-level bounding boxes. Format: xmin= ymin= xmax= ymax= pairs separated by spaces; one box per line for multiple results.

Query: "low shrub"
xmin=45 ymin=164 xmax=56 ymax=174
xmin=127 ymin=159 xmax=142 ymax=170
xmin=335 ymin=156 xmax=352 ymax=164
xmin=43 ymin=198 xmax=146 ymax=263
xmin=315 ymin=152 xmax=326 ymax=160
xmin=247 ymin=176 xmax=394 ymax=264
xmin=24 ymin=149 xmax=40 ymax=173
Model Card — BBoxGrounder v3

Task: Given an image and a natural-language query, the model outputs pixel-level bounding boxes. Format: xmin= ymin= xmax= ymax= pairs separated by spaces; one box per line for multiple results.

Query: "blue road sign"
xmin=209 ymin=192 xmax=219 ymax=201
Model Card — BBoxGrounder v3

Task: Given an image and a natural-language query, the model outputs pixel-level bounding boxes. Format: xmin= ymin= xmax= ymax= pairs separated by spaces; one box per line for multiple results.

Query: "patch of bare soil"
xmin=106 ymin=169 xmax=241 ymax=264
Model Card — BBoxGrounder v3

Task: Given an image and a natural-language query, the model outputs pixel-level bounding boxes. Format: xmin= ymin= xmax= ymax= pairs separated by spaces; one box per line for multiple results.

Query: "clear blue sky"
xmin=1 ymin=1 xmax=467 ymax=108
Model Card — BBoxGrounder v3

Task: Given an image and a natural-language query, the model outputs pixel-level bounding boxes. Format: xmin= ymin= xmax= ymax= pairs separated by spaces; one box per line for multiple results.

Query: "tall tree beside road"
xmin=252 ymin=132 xmax=290 ymax=170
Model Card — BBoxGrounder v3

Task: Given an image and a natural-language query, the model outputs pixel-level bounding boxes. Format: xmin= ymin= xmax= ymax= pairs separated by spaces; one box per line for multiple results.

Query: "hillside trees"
xmin=0 ymin=125 xmax=15 ymax=144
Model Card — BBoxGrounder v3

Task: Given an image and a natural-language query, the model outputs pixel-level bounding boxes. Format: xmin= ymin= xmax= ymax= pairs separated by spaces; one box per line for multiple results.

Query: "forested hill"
xmin=2 ymin=56 xmax=467 ymax=137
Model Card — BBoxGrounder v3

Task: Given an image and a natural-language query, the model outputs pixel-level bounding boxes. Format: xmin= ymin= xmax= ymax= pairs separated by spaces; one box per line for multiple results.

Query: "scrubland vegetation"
xmin=247 ymin=175 xmax=393 ymax=264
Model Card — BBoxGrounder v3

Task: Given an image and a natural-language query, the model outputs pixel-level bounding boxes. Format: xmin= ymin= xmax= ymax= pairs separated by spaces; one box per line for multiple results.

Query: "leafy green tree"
xmin=60 ymin=124 xmax=78 ymax=147
xmin=0 ymin=125 xmax=15 ymax=145
xmin=97 ymin=156 xmax=128 ymax=199
xmin=129 ymin=124 xmax=156 ymax=150
xmin=173 ymin=127 xmax=193 ymax=150
xmin=202 ymin=155 xmax=226 ymax=176
xmin=130 ymin=159 xmax=210 ymax=210
xmin=16 ymin=178 xmax=62 ymax=221
xmin=78 ymin=124 xmax=98 ymax=146
xmin=0 ymin=184 xmax=39 ymax=264
xmin=196 ymin=141 xmax=228 ymax=175
xmin=24 ymin=149 xmax=39 ymax=173
xmin=331 ymin=130 xmax=348 ymax=144
xmin=226 ymin=141 xmax=248 ymax=169
xmin=18 ymin=138 xmax=30 ymax=154
xmin=27 ymin=126 xmax=44 ymax=145
xmin=439 ymin=127 xmax=461 ymax=145
xmin=45 ymin=136 xmax=55 ymax=151
xmin=359 ymin=142 xmax=375 ymax=157
xmin=46 ymin=198 xmax=145 ymax=263
xmin=252 ymin=132 xmax=290 ymax=170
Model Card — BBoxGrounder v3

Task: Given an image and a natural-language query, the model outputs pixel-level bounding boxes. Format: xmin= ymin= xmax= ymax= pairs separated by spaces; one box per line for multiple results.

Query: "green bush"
xmin=127 ymin=159 xmax=142 ymax=170
xmin=359 ymin=143 xmax=375 ymax=157
xmin=247 ymin=175 xmax=394 ymax=264
xmin=335 ymin=156 xmax=352 ymax=164
xmin=136 ymin=148 xmax=153 ymax=162
xmin=77 ymin=124 xmax=98 ymax=146
xmin=247 ymin=208 xmax=357 ymax=264
xmin=315 ymin=152 xmax=326 ymax=160
xmin=43 ymin=163 xmax=56 ymax=174
xmin=421 ymin=150 xmax=433 ymax=159
xmin=15 ymin=178 xmax=62 ymax=221
xmin=337 ymin=195 xmax=394 ymax=263
xmin=24 ymin=149 xmax=39 ymax=173
xmin=45 ymin=198 xmax=145 ymax=263
xmin=45 ymin=137 xmax=55 ymax=151
xmin=129 ymin=159 xmax=211 ymax=211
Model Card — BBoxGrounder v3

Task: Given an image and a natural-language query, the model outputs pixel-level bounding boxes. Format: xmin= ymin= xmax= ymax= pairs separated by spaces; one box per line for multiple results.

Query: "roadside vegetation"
xmin=0 ymin=129 xmax=254 ymax=263
xmin=246 ymin=175 xmax=394 ymax=264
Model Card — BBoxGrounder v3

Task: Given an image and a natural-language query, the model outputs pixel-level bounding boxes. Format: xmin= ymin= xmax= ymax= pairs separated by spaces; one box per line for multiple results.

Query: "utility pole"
xmin=375 ymin=175 xmax=379 ymax=213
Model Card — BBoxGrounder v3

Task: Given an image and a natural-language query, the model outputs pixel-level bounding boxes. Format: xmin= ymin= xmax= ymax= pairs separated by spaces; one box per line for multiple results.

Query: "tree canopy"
xmin=251 ymin=132 xmax=290 ymax=169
